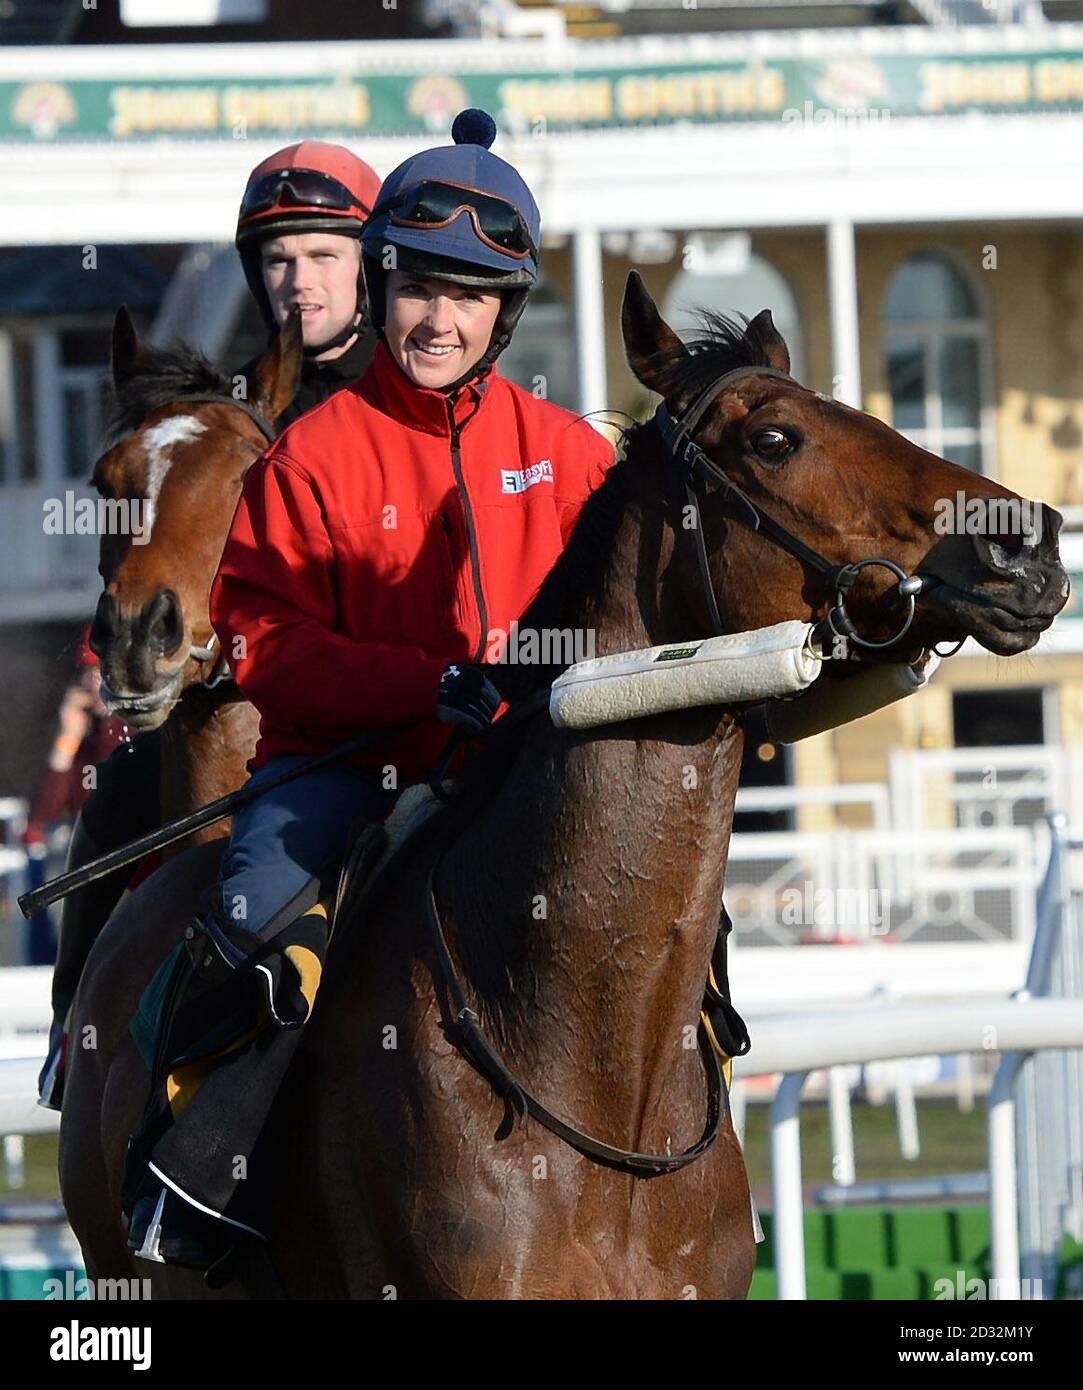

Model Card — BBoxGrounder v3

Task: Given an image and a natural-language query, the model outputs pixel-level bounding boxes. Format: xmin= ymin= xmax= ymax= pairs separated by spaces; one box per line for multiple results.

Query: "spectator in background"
xmin=22 ymin=629 xmax=128 ymax=964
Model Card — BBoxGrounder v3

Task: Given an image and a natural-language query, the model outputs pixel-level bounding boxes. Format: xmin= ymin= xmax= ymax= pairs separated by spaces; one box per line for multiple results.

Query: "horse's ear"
xmin=621 ymin=270 xmax=688 ymax=396
xmin=250 ymin=307 xmax=303 ymax=421
xmin=111 ymin=305 xmax=143 ymax=390
xmin=748 ymin=309 xmax=791 ymax=375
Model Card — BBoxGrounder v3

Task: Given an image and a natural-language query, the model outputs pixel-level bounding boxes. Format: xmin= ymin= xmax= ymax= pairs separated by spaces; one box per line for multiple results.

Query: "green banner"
xmin=5 ymin=49 xmax=1083 ymax=142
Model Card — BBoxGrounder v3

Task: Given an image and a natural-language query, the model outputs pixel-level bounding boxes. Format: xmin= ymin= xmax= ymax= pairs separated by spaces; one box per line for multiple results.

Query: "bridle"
xmin=654 ymin=365 xmax=927 ymax=654
xmin=171 ymin=392 xmax=279 ymax=687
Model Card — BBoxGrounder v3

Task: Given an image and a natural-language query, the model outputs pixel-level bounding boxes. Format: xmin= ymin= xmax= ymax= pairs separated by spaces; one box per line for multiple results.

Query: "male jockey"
xmin=37 ymin=142 xmax=383 ymax=1112
xmin=233 ymin=140 xmax=382 ymax=425
xmin=121 ymin=109 xmax=615 ymax=1275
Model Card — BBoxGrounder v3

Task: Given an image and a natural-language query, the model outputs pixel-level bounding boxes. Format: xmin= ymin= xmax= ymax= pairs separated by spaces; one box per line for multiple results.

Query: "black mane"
xmin=107 ymin=339 xmax=234 ymax=440
xmin=516 ymin=310 xmax=772 ymax=655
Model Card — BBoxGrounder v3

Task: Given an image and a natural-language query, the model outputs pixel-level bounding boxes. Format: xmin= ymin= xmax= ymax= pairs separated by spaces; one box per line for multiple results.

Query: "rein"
xmin=655 ymin=365 xmax=928 ymax=654
xmin=424 ymin=856 xmax=725 ymax=1176
xmin=420 ymin=701 xmax=728 ymax=1177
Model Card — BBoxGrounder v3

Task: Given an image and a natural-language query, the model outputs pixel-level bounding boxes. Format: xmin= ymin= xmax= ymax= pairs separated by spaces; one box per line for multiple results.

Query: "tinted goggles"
xmin=240 ymin=167 xmax=371 ymax=222
xmin=379 ymin=180 xmax=537 ymax=260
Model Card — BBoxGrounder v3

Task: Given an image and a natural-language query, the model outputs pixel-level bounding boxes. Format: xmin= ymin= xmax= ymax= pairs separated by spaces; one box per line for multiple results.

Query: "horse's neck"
xmin=439 ymin=483 xmax=744 ymax=1140
xmin=158 ymin=691 xmax=259 ymax=856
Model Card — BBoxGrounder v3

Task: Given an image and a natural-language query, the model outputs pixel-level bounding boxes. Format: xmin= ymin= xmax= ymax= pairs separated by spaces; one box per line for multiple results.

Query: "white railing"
xmin=735 ymin=997 xmax=1083 ymax=1300
xmin=889 ymin=746 xmax=1083 ymax=835
xmin=734 ymin=781 xmax=890 ymax=830
xmin=1004 ymin=817 xmax=1083 ymax=1297
xmin=726 ymin=824 xmax=1042 ymax=946
xmin=735 ymin=815 xmax=1083 ymax=1300
xmin=0 ymin=799 xmax=30 ymax=972
xmin=0 ymin=965 xmax=56 ymax=1190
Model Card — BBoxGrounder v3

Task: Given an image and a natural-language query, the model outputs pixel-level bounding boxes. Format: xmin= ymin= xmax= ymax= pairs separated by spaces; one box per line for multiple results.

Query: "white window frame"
xmin=884 ymin=250 xmax=997 ymax=479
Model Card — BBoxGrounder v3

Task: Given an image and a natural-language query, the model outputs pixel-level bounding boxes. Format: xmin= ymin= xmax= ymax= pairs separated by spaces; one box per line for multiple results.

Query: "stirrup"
xmin=36 ymin=1026 xmax=68 ymax=1113
xmin=129 ymin=1189 xmax=168 ymax=1265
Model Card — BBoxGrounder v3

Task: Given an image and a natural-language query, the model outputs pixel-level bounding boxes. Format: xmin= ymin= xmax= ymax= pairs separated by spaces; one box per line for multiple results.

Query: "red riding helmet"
xmin=236 ymin=141 xmax=382 ymax=330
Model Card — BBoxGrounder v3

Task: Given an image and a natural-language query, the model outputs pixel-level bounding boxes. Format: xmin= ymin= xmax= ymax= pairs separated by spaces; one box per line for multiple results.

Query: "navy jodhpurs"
xmin=211 ymin=755 xmax=394 ymax=941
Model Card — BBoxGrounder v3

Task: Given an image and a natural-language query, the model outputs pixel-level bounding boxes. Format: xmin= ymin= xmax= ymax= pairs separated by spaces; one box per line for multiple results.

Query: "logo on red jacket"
xmin=501 ymin=459 xmax=553 ymax=494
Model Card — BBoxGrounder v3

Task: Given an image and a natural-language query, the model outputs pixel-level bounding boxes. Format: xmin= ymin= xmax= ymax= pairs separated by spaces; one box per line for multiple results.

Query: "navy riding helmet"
xmin=361 ymin=108 xmax=541 ymax=390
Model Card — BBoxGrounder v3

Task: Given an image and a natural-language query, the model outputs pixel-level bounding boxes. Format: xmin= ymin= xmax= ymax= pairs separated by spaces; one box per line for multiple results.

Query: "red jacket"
xmin=210 ymin=339 xmax=615 ymax=780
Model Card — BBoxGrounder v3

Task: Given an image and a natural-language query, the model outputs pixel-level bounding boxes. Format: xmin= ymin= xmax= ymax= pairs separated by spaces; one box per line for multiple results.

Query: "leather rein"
xmin=423 ymin=855 xmax=725 ymax=1177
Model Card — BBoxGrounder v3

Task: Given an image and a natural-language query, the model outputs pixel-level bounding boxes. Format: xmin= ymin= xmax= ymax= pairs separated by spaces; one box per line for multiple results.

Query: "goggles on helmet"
xmin=375 ymin=180 xmax=537 ymax=260
xmin=240 ymin=167 xmax=373 ymax=224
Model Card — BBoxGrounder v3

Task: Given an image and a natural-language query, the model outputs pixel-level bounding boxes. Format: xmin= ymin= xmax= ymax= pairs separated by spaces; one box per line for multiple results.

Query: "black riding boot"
xmin=124 ymin=904 xmax=330 ymax=1275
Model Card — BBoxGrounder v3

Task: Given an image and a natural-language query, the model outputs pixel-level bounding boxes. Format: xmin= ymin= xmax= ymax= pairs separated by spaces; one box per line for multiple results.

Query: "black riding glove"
xmin=436 ymin=663 xmax=502 ymax=736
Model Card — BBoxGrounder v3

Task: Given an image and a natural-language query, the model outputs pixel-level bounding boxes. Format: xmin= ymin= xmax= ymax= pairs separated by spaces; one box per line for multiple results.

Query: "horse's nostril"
xmin=89 ymin=592 xmax=118 ymax=654
xmin=141 ymin=588 xmax=184 ymax=657
xmin=985 ymin=526 xmax=1027 ymax=556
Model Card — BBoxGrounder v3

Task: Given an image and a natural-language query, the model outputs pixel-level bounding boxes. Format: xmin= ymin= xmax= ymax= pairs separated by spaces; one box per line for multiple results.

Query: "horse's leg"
xmin=42 ymin=734 xmax=164 ymax=1106
xmin=59 ymin=1041 xmax=136 ymax=1281
xmin=59 ymin=842 xmax=228 ymax=1293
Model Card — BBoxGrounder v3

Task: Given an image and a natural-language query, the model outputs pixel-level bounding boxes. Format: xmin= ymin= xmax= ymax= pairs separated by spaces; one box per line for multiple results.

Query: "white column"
xmin=771 ymin=1071 xmax=808 ymax=1300
xmin=828 ymin=1066 xmax=855 ymax=1186
xmin=894 ymin=1066 xmax=921 ymax=1161
xmin=989 ymin=1051 xmax=1025 ymax=1300
xmin=571 ymin=227 xmax=608 ymax=432
xmin=826 ymin=219 xmax=862 ymax=409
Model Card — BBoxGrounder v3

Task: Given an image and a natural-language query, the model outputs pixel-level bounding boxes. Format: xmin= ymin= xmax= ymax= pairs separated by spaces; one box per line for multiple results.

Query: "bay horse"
xmin=61 ymin=272 xmax=1068 ymax=1298
xmin=89 ymin=306 xmax=302 ymax=834
xmin=42 ymin=311 xmax=301 ymax=1090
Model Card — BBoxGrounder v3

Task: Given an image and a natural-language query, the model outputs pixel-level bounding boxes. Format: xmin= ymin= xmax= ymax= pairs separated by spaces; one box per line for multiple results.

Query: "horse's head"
xmin=88 ymin=306 xmax=301 ymax=728
xmin=620 ymin=272 xmax=1068 ymax=659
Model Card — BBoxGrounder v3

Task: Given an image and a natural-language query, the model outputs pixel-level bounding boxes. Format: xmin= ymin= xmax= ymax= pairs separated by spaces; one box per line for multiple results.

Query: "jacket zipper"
xmin=446 ymin=395 xmax=488 ymax=662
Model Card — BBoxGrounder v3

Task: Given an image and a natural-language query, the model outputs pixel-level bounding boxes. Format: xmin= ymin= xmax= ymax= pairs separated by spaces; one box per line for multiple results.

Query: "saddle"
xmin=331 ymin=780 xmax=452 ymax=936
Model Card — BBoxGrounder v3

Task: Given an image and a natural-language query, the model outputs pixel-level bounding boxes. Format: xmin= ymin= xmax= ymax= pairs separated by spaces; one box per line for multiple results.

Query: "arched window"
xmin=663 ymin=245 xmax=805 ymax=383
xmin=884 ymin=251 xmax=992 ymax=474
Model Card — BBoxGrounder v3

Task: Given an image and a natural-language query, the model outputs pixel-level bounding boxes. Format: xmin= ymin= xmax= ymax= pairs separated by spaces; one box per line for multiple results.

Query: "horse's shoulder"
xmin=82 ymin=840 xmax=226 ymax=1002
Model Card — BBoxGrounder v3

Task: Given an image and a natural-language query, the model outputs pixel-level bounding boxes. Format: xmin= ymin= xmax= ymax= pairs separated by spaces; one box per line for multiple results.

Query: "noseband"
xmin=654 ymin=366 xmax=924 ymax=654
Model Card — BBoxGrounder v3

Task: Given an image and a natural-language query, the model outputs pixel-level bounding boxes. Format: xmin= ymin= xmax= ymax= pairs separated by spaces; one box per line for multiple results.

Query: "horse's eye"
xmin=751 ymin=428 xmax=793 ymax=462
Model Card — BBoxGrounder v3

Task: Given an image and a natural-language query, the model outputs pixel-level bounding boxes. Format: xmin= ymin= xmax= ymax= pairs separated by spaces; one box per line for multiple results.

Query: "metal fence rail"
xmin=736 ymin=997 xmax=1083 ymax=1300
xmin=1003 ymin=816 xmax=1083 ymax=1298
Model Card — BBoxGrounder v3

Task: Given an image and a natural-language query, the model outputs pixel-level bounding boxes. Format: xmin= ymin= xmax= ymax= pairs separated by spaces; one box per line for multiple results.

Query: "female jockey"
xmin=123 ymin=109 xmax=615 ymax=1272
